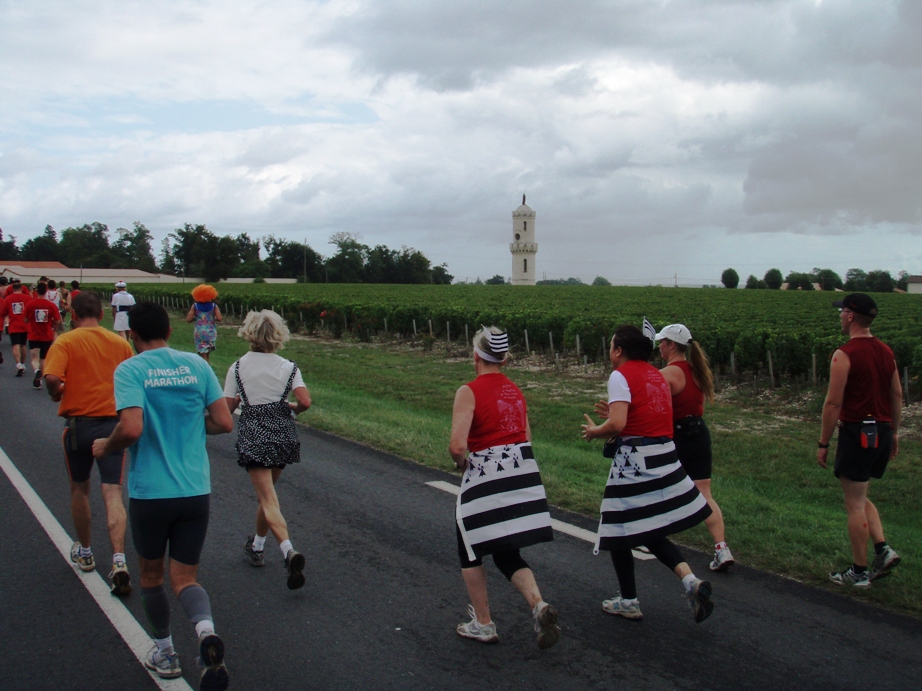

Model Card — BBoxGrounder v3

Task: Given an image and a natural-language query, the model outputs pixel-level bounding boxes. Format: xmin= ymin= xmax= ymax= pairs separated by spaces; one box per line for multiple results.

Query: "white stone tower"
xmin=510 ymin=194 xmax=538 ymax=285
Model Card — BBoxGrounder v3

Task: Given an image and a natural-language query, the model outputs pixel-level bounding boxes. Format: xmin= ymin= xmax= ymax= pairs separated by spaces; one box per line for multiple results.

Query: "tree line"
xmin=0 ymin=225 xmax=452 ymax=285
xmin=720 ymin=267 xmax=912 ymax=292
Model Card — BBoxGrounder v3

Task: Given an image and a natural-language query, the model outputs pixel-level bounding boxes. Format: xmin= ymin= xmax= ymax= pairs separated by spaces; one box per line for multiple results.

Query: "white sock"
xmin=622 ymin=597 xmax=639 ymax=605
xmin=113 ymin=552 xmax=126 ymax=565
xmin=715 ymin=542 xmax=727 ymax=551
xmin=195 ymin=620 xmax=215 ymax=638
xmin=79 ymin=545 xmax=93 ymax=558
xmin=682 ymin=574 xmax=698 ymax=592
xmin=279 ymin=540 xmax=293 ymax=558
xmin=252 ymin=534 xmax=267 ymax=551
xmin=155 ymin=636 xmax=174 ymax=654
xmin=533 ymin=601 xmax=547 ymax=615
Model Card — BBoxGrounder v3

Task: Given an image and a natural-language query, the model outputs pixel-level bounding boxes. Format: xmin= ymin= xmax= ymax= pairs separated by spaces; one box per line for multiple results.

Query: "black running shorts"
xmin=673 ymin=417 xmax=713 ymax=481
xmin=28 ymin=339 xmax=53 ymax=358
xmin=129 ymin=495 xmax=210 ymax=565
xmin=9 ymin=332 xmax=27 ymax=346
xmin=834 ymin=422 xmax=892 ymax=482
xmin=62 ymin=418 xmax=124 ymax=485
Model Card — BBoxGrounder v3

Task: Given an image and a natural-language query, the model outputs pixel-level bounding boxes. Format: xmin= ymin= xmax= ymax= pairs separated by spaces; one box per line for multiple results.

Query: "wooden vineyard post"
xmin=384 ymin=318 xmax=388 ymax=335
xmin=812 ymin=352 xmax=817 ymax=387
xmin=904 ymin=366 xmax=910 ymax=402
xmin=576 ymin=334 xmax=581 ymax=362
xmin=446 ymin=322 xmax=450 ymax=344
xmin=549 ymin=332 xmax=555 ymax=358
xmin=730 ymin=352 xmax=736 ymax=379
xmin=465 ymin=324 xmax=469 ymax=350
xmin=429 ymin=320 xmax=433 ymax=338
xmin=555 ymin=352 xmax=560 ymax=371
xmin=413 ymin=319 xmax=417 ymax=337
xmin=767 ymin=351 xmax=775 ymax=389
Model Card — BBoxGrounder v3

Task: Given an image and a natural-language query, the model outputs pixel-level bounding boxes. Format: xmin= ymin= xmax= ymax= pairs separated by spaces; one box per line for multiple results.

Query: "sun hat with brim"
xmin=115 ymin=281 xmax=127 ymax=288
xmin=832 ymin=293 xmax=878 ymax=318
xmin=654 ymin=323 xmax=693 ymax=346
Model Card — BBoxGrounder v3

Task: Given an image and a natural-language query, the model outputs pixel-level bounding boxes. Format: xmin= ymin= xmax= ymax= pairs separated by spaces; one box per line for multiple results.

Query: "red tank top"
xmin=466 ymin=373 xmax=528 ymax=452
xmin=837 ymin=337 xmax=895 ymax=423
xmin=668 ymin=360 xmax=704 ymax=419
xmin=617 ymin=360 xmax=674 ymax=438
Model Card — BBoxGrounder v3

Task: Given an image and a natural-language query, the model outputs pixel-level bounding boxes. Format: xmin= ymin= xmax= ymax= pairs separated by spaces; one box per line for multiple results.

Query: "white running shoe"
xmin=709 ymin=544 xmax=735 ymax=572
xmin=602 ymin=596 xmax=643 ymax=620
xmin=145 ymin=646 xmax=182 ymax=679
xmin=456 ymin=604 xmax=499 ymax=644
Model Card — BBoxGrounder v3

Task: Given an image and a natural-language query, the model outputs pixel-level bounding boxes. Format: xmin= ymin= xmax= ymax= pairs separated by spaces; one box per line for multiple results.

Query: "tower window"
xmin=524 ymin=221 xmax=527 ymax=232
xmin=524 ymin=258 xmax=528 ymax=273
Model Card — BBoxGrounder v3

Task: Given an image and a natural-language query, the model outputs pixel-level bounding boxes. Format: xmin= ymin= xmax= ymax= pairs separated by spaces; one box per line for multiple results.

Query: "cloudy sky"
xmin=2 ymin=0 xmax=920 ymax=285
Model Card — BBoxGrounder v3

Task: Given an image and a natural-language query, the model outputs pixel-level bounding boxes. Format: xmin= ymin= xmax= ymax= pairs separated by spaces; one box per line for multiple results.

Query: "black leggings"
xmin=456 ymin=526 xmax=530 ymax=581
xmin=609 ymin=538 xmax=684 ymax=600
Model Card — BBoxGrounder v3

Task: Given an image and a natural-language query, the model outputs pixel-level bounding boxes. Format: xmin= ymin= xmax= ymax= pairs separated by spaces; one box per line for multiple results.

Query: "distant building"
xmin=0 ymin=261 xmax=165 ymax=286
xmin=510 ymin=195 xmax=538 ymax=286
xmin=907 ymin=276 xmax=922 ymax=295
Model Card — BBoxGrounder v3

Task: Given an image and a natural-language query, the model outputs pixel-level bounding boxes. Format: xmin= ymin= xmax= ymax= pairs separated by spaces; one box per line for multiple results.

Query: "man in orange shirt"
xmin=23 ymin=282 xmax=62 ymax=389
xmin=44 ymin=291 xmax=135 ymax=595
xmin=1 ymin=283 xmax=32 ymax=376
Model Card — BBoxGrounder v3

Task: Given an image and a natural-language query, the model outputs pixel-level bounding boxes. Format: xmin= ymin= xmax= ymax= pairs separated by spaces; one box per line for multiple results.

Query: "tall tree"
xmin=432 ymin=264 xmax=453 ymax=285
xmin=811 ymin=267 xmax=843 ymax=291
xmin=263 ymin=236 xmax=324 ymax=281
xmin=844 ymin=268 xmax=868 ymax=291
xmin=112 ymin=222 xmax=157 ymax=272
xmin=785 ymin=271 xmax=815 ymax=290
xmin=745 ymin=274 xmax=766 ymax=289
xmin=721 ymin=268 xmax=739 ymax=289
xmin=20 ymin=225 xmax=62 ymax=262
xmin=0 ymin=228 xmax=19 ymax=260
xmin=865 ymin=269 xmax=894 ymax=293
xmin=763 ymin=268 xmax=783 ymax=290
xmin=326 ymin=232 xmax=367 ymax=283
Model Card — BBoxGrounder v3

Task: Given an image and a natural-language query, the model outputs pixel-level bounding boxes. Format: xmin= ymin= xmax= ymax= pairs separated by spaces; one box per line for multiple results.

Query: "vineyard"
xmin=96 ymin=283 xmax=922 ymax=385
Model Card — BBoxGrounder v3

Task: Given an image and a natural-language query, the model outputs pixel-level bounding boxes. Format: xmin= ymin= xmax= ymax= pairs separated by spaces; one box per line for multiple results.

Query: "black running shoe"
xmin=32 ymin=369 xmax=42 ymax=389
xmin=198 ymin=632 xmax=228 ymax=691
xmin=285 ymin=549 xmax=306 ymax=590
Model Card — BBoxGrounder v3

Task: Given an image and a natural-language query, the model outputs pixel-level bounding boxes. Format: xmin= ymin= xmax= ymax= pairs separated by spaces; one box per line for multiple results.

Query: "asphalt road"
xmin=1 ymin=336 xmax=920 ymax=690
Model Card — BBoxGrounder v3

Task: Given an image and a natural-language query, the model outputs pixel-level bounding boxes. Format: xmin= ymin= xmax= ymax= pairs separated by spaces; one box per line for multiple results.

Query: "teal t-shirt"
xmin=114 ymin=347 xmax=224 ymax=499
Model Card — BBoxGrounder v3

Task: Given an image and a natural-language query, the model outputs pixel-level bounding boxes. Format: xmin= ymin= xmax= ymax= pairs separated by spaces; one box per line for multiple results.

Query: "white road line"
xmin=0 ymin=446 xmax=193 ymax=691
xmin=425 ymin=480 xmax=655 ymax=560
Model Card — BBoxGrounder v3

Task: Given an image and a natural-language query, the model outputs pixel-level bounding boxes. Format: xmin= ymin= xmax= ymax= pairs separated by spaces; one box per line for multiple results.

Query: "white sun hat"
xmin=654 ymin=323 xmax=692 ymax=346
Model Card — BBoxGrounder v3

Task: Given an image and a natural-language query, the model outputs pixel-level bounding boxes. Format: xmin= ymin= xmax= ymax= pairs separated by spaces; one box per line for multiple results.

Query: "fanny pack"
xmin=674 ymin=416 xmax=704 ymax=440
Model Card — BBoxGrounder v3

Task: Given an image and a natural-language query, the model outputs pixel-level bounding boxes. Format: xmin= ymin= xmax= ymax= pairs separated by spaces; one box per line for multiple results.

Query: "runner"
xmin=110 ymin=281 xmax=135 ymax=339
xmin=582 ymin=325 xmax=714 ymax=623
xmin=92 ymin=302 xmax=234 ymax=689
xmin=223 ymin=310 xmax=310 ymax=589
xmin=66 ymin=281 xmax=82 ymax=329
xmin=655 ymin=323 xmax=735 ymax=572
xmin=23 ymin=282 xmax=62 ymax=389
xmin=0 ymin=282 xmax=5 ymax=364
xmin=43 ymin=291 xmax=134 ymax=594
xmin=450 ymin=326 xmax=560 ymax=649
xmin=0 ymin=283 xmax=30 ymax=375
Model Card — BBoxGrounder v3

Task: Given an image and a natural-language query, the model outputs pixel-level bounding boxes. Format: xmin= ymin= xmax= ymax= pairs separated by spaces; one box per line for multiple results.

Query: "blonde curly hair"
xmin=237 ymin=310 xmax=290 ymax=353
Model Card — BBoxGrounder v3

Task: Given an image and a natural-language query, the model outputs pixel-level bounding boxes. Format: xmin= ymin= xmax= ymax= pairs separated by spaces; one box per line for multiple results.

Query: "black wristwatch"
xmin=818 ymin=441 xmax=830 ymax=449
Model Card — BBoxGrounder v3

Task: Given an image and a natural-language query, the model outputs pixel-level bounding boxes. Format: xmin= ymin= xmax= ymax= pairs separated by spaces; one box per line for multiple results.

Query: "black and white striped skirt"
xmin=456 ymin=442 xmax=554 ymax=562
xmin=594 ymin=436 xmax=711 ymax=553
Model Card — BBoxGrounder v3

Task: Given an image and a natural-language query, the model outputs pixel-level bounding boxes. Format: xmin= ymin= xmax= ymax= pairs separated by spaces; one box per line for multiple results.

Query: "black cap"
xmin=832 ymin=293 xmax=878 ymax=318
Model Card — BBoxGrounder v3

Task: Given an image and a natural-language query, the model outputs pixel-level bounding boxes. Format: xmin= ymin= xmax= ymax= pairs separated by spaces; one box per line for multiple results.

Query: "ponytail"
xmin=680 ymin=341 xmax=715 ymax=403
